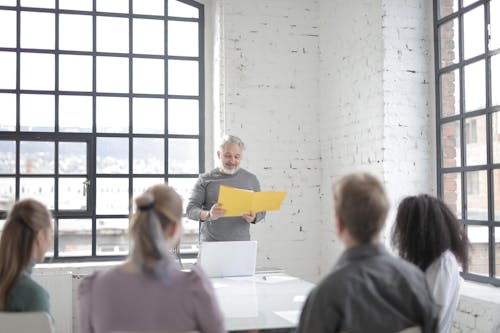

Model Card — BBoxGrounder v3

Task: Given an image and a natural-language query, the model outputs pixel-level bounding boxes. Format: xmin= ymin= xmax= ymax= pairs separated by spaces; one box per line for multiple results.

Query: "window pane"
xmin=0 ymin=141 xmax=15 ymax=174
xmin=168 ymin=139 xmax=198 ymax=174
xmin=20 ymin=141 xmax=54 ymax=174
xmin=465 ymin=115 xmax=486 ymax=166
xmin=463 ymin=0 xmax=479 ymax=6
xmin=58 ymin=219 xmax=91 ymax=257
xmin=0 ymin=51 xmax=16 ymax=89
xmin=440 ymin=70 xmax=460 ymax=117
xmin=133 ymin=18 xmax=164 ymax=55
xmin=96 ymin=97 xmax=129 ymax=133
xmin=491 ymin=0 xmax=500 ymax=50
xmin=59 ymin=14 xmax=93 ymax=52
xmin=96 ymin=178 xmax=129 ymax=214
xmin=467 ymin=225 xmax=489 ymax=276
xmin=494 ymin=169 xmax=500 ymax=221
xmin=132 ymin=177 xmax=164 ymax=202
xmin=59 ymin=142 xmax=87 ymax=174
xmin=168 ymin=60 xmax=199 ymax=96
xmin=168 ymin=99 xmax=199 ymax=135
xmin=464 ymin=60 xmax=485 ymax=112
xmin=20 ymin=12 xmax=54 ymax=49
xmin=96 ymin=0 xmax=128 ymax=14
xmin=59 ymin=55 xmax=93 ymax=92
xmin=0 ymin=10 xmax=16 ymax=48
xmin=492 ymin=54 xmax=500 ymax=107
xmin=97 ymin=218 xmax=129 ymax=256
xmin=494 ymin=112 xmax=500 ymax=164
xmin=133 ymin=98 xmax=164 ymax=134
xmin=133 ymin=138 xmax=164 ymax=174
xmin=441 ymin=120 xmax=461 ymax=167
xmin=20 ymin=53 xmax=55 ymax=91
xmin=463 ymin=5 xmax=485 ymax=60
xmin=0 ymin=178 xmax=15 ymax=211
xmin=442 ymin=172 xmax=462 ymax=218
xmin=133 ymin=0 xmax=163 ymax=15
xmin=466 ymin=170 xmax=488 ymax=220
xmin=439 ymin=18 xmax=459 ymax=68
xmin=19 ymin=177 xmax=54 ymax=209
xmin=168 ymin=177 xmax=197 ymax=213
xmin=59 ymin=177 xmax=87 ymax=210
xmin=96 ymin=137 xmax=129 ymax=174
xmin=0 ymin=0 xmax=15 ymax=5
xmin=59 ymin=0 xmax=92 ymax=11
xmin=133 ymin=58 xmax=164 ymax=94
xmin=168 ymin=21 xmax=198 ymax=57
xmin=496 ymin=227 xmax=500 ymax=278
xmin=96 ymin=56 xmax=129 ymax=93
xmin=0 ymin=93 xmax=16 ymax=131
xmin=20 ymin=94 xmax=55 ymax=132
xmin=97 ymin=16 xmax=129 ymax=53
xmin=21 ymin=0 xmax=54 ymax=8
xmin=168 ymin=0 xmax=198 ymax=18
xmin=59 ymin=96 xmax=93 ymax=133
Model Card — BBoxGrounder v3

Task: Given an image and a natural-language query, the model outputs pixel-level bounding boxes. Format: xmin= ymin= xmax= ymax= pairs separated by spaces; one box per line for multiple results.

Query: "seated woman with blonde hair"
xmin=78 ymin=184 xmax=225 ymax=333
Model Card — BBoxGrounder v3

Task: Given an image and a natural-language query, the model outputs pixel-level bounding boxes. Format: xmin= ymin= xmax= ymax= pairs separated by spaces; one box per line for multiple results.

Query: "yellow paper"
xmin=218 ymin=185 xmax=287 ymax=217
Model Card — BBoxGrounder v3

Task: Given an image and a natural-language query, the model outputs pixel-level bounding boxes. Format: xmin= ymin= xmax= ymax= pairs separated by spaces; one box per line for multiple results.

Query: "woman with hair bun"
xmin=78 ymin=184 xmax=225 ymax=333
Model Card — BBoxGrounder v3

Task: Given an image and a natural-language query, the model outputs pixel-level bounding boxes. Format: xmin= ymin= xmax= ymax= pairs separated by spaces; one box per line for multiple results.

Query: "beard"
xmin=221 ymin=165 xmax=239 ymax=175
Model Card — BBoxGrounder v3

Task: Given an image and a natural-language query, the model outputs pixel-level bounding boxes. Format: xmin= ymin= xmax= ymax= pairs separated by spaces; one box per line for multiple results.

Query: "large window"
xmin=435 ymin=0 xmax=500 ymax=285
xmin=0 ymin=0 xmax=204 ymax=260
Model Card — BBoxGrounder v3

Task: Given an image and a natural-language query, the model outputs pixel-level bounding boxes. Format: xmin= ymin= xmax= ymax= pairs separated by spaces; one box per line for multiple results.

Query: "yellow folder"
xmin=217 ymin=185 xmax=287 ymax=217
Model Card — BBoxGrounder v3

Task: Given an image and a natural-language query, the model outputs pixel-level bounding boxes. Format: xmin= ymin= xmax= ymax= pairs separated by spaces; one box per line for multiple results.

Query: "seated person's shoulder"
xmin=9 ymin=275 xmax=49 ymax=311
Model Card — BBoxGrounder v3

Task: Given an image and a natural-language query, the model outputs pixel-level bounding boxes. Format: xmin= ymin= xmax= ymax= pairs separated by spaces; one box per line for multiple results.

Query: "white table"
xmin=211 ymin=273 xmax=315 ymax=332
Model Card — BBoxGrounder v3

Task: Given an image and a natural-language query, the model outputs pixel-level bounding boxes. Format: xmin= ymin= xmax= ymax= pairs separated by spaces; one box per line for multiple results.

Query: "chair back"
xmin=0 ymin=311 xmax=55 ymax=333
xmin=340 ymin=326 xmax=421 ymax=333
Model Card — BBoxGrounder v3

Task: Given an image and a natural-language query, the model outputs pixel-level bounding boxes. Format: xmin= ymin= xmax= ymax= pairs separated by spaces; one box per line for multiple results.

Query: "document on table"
xmin=274 ymin=310 xmax=301 ymax=325
xmin=217 ymin=185 xmax=287 ymax=217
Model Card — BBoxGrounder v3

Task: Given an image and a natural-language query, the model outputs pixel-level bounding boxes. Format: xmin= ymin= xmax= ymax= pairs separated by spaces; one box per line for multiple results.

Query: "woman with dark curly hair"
xmin=392 ymin=194 xmax=469 ymax=333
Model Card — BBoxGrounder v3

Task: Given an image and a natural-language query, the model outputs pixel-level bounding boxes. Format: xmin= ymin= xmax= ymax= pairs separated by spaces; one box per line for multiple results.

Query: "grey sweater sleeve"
xmin=186 ymin=176 xmax=205 ymax=221
xmin=252 ymin=174 xmax=266 ymax=223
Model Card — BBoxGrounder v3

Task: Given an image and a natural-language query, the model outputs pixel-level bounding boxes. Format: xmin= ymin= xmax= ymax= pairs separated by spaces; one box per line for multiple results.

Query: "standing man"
xmin=297 ymin=173 xmax=439 ymax=333
xmin=186 ymin=135 xmax=265 ymax=241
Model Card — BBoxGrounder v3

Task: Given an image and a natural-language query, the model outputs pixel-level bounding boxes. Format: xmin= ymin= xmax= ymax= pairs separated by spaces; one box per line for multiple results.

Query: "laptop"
xmin=198 ymin=241 xmax=258 ymax=278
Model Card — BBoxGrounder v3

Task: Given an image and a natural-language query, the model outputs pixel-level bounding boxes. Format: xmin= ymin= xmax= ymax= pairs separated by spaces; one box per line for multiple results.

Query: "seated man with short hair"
xmin=297 ymin=173 xmax=439 ymax=333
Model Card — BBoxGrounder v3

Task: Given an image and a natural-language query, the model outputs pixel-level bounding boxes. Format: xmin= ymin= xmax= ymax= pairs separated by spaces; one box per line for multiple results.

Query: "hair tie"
xmin=138 ymin=201 xmax=155 ymax=212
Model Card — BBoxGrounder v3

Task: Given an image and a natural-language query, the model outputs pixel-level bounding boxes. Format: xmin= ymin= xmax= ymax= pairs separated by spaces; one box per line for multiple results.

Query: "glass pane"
xmin=168 ymin=177 xmax=197 ymax=213
xmin=133 ymin=98 xmax=164 ymax=134
xmin=0 ymin=51 xmax=16 ymax=89
xmin=494 ymin=169 xmax=500 ymax=221
xmin=132 ymin=177 xmax=164 ymax=202
xmin=59 ymin=55 xmax=93 ymax=92
xmin=494 ymin=112 xmax=500 ymax=164
xmin=168 ymin=21 xmax=198 ymax=57
xmin=59 ymin=96 xmax=93 ymax=132
xmin=168 ymin=0 xmax=198 ymax=18
xmin=59 ymin=142 xmax=87 ymax=174
xmin=0 ymin=178 xmax=15 ymax=211
xmin=58 ymin=219 xmax=91 ymax=257
xmin=133 ymin=18 xmax=164 ymax=55
xmin=440 ymin=69 xmax=460 ymax=117
xmin=0 ymin=0 xmax=15 ymax=5
xmin=96 ymin=97 xmax=129 ymax=133
xmin=20 ymin=141 xmax=54 ymax=174
xmin=96 ymin=137 xmax=129 ymax=174
xmin=96 ymin=56 xmax=129 ymax=93
xmin=168 ymin=139 xmax=198 ymax=174
xmin=168 ymin=60 xmax=198 ymax=96
xmin=133 ymin=0 xmax=163 ymax=15
xmin=0 ymin=93 xmax=16 ymax=131
xmin=466 ymin=170 xmax=488 ymax=220
xmin=21 ymin=0 xmax=54 ymax=8
xmin=463 ymin=0 xmax=479 ymax=6
xmin=20 ymin=94 xmax=55 ymax=132
xmin=463 ymin=5 xmax=485 ymax=60
xmin=441 ymin=120 xmax=461 ymax=168
xmin=496 ymin=227 xmax=500 ymax=278
xmin=96 ymin=0 xmax=128 ymax=13
xmin=96 ymin=178 xmax=129 ymax=214
xmin=465 ymin=116 xmax=486 ymax=166
xmin=168 ymin=99 xmax=199 ymax=135
xmin=0 ymin=141 xmax=15 ymax=174
xmin=59 ymin=15 xmax=93 ymax=51
xmin=492 ymin=54 xmax=500 ymax=106
xmin=0 ymin=10 xmax=16 ymax=48
xmin=97 ymin=218 xmax=129 ymax=256
xmin=467 ymin=225 xmax=489 ymax=276
xmin=133 ymin=58 xmax=164 ymax=94
xmin=59 ymin=177 xmax=87 ymax=210
xmin=439 ymin=0 xmax=458 ymax=18
xmin=442 ymin=172 xmax=462 ymax=218
xmin=439 ymin=18 xmax=459 ymax=68
xmin=20 ymin=12 xmax=54 ymax=49
xmin=20 ymin=53 xmax=55 ymax=91
xmin=19 ymin=177 xmax=54 ymax=209
xmin=133 ymin=138 xmax=164 ymax=174
xmin=491 ymin=0 xmax=500 ymax=50
xmin=180 ymin=216 xmax=198 ymax=253
xmin=60 ymin=0 xmax=92 ymax=11
xmin=464 ymin=60 xmax=485 ymax=112
xmin=96 ymin=16 xmax=129 ymax=53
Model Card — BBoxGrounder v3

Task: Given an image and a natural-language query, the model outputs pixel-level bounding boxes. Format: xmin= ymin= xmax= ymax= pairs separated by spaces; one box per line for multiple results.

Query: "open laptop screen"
xmin=198 ymin=241 xmax=257 ymax=278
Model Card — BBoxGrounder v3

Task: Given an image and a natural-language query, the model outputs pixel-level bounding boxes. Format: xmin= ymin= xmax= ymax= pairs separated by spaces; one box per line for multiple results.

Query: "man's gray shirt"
xmin=297 ymin=243 xmax=439 ymax=333
xmin=186 ymin=168 xmax=265 ymax=241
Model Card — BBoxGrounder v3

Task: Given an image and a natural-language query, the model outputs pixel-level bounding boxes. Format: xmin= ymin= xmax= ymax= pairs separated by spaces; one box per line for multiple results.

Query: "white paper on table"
xmin=293 ymin=295 xmax=307 ymax=302
xmin=274 ymin=310 xmax=301 ymax=325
